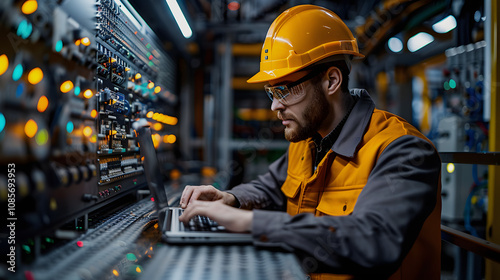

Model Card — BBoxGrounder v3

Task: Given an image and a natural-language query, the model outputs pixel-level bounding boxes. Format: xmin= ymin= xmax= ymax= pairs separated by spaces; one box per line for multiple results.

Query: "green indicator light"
xmin=35 ymin=129 xmax=49 ymax=145
xmin=55 ymin=40 xmax=63 ymax=52
xmin=12 ymin=64 xmax=23 ymax=81
xmin=0 ymin=113 xmax=5 ymax=133
xmin=126 ymin=253 xmax=137 ymax=261
xmin=45 ymin=237 xmax=54 ymax=243
xmin=146 ymin=52 xmax=151 ymax=57
xmin=449 ymin=79 xmax=456 ymax=89
xmin=148 ymin=61 xmax=154 ymax=67
xmin=74 ymin=86 xmax=81 ymax=96
xmin=444 ymin=81 xmax=450 ymax=91
xmin=22 ymin=245 xmax=31 ymax=253
xmin=146 ymin=43 xmax=151 ymax=49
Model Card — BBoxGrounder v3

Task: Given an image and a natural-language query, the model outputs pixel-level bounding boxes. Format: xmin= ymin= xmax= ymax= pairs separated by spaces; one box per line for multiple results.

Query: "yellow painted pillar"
xmin=486 ymin=0 xmax=500 ymax=279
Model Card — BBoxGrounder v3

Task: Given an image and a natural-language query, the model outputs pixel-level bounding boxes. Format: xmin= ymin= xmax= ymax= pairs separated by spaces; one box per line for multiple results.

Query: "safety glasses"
xmin=264 ymin=69 xmax=319 ymax=106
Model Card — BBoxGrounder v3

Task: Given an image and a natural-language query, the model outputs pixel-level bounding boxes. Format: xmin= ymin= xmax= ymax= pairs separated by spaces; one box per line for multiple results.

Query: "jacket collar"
xmin=331 ymin=89 xmax=375 ymax=158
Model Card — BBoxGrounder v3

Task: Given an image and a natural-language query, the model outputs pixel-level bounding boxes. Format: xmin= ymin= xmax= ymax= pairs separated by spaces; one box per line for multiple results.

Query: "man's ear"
xmin=326 ymin=66 xmax=342 ymax=95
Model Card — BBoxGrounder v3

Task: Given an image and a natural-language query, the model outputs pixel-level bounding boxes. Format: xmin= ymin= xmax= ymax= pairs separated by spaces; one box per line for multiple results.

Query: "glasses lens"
xmin=264 ymin=70 xmax=313 ymax=105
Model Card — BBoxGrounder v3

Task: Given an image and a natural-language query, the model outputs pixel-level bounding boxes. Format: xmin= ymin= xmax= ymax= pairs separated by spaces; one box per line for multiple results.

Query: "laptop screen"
xmin=136 ymin=126 xmax=170 ymax=211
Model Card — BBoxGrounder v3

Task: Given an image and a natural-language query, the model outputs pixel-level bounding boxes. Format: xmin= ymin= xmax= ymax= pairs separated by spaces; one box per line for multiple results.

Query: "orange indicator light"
xmin=28 ymin=67 xmax=43 ymax=85
xmin=25 ymin=119 xmax=38 ymax=138
xmin=21 ymin=0 xmax=38 ymax=15
xmin=37 ymin=95 xmax=49 ymax=112
xmin=83 ymin=126 xmax=92 ymax=137
xmin=0 ymin=54 xmax=9 ymax=76
xmin=81 ymin=37 xmax=91 ymax=46
xmin=83 ymin=89 xmax=93 ymax=99
xmin=60 ymin=80 xmax=74 ymax=93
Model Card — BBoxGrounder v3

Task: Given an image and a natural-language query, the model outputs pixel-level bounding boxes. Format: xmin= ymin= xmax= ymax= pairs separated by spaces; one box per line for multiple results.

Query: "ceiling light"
xmin=407 ymin=32 xmax=434 ymax=52
xmin=165 ymin=0 xmax=192 ymax=38
xmin=388 ymin=37 xmax=403 ymax=53
xmin=432 ymin=15 xmax=457 ymax=33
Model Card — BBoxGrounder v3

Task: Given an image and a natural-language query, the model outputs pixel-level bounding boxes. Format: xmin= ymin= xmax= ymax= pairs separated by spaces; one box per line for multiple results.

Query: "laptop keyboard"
xmin=178 ymin=209 xmax=226 ymax=232
xmin=188 ymin=215 xmax=226 ymax=231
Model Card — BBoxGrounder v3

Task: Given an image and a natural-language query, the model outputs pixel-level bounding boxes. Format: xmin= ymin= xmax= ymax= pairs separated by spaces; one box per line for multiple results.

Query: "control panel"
xmin=0 ymin=0 xmax=177 ymax=242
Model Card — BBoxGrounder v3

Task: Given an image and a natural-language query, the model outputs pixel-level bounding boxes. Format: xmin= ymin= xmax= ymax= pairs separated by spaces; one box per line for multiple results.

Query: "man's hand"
xmin=179 ymin=200 xmax=252 ymax=232
xmin=180 ymin=185 xmax=237 ymax=208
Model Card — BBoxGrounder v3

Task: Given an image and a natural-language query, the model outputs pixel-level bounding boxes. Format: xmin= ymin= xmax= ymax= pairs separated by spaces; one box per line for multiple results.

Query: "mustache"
xmin=277 ymin=111 xmax=294 ymax=121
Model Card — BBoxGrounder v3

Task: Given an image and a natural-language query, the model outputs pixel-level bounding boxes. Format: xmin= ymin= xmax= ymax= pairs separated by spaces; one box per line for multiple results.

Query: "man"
xmin=179 ymin=5 xmax=441 ymax=279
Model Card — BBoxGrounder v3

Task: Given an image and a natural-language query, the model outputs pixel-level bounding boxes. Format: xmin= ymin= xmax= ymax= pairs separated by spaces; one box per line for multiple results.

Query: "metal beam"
xmin=441 ymin=225 xmax=500 ymax=263
xmin=486 ymin=0 xmax=500 ymax=278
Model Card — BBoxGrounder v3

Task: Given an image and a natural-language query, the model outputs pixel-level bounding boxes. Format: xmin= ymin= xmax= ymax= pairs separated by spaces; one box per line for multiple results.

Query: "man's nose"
xmin=271 ymin=98 xmax=285 ymax=111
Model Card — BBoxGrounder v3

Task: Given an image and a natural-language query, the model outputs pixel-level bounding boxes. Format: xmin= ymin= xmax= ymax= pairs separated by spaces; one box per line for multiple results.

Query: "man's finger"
xmin=180 ymin=185 xmax=195 ymax=208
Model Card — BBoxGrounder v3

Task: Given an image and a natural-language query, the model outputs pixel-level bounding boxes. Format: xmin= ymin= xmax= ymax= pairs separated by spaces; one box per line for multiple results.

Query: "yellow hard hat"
xmin=247 ymin=5 xmax=364 ymax=84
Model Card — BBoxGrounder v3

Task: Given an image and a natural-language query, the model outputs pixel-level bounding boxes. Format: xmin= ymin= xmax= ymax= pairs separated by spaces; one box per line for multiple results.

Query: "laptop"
xmin=135 ymin=125 xmax=253 ymax=244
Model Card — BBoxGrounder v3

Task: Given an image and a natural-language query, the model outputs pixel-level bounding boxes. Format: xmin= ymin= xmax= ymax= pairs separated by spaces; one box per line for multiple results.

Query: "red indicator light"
xmin=228 ymin=1 xmax=240 ymax=11
xmin=151 ymin=197 xmax=155 ymax=202
xmin=77 ymin=241 xmax=83 ymax=247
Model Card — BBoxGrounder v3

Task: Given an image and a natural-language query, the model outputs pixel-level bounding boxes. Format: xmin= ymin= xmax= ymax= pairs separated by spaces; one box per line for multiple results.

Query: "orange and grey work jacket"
xmin=228 ymin=89 xmax=442 ymax=279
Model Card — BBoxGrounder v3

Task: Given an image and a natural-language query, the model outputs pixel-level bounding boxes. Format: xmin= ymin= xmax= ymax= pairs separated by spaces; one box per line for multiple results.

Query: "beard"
xmin=281 ymin=83 xmax=330 ymax=142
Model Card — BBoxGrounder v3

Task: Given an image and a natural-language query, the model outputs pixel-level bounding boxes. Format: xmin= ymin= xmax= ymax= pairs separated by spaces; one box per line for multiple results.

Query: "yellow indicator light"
xmin=146 ymin=111 xmax=154 ymax=118
xmin=147 ymin=82 xmax=154 ymax=89
xmin=37 ymin=95 xmax=49 ymax=112
xmin=25 ymin=119 xmax=38 ymax=138
xmin=28 ymin=67 xmax=43 ymax=85
xmin=90 ymin=109 xmax=97 ymax=118
xmin=166 ymin=134 xmax=176 ymax=144
xmin=111 ymin=130 xmax=117 ymax=135
xmin=83 ymin=89 xmax=93 ymax=99
xmin=154 ymin=223 xmax=158 ymax=229
xmin=135 ymin=73 xmax=142 ymax=79
xmin=90 ymin=134 xmax=97 ymax=143
xmin=154 ymin=86 xmax=161 ymax=94
xmin=446 ymin=163 xmax=455 ymax=174
xmin=112 ymin=270 xmax=119 ymax=277
xmin=165 ymin=116 xmax=178 ymax=125
xmin=83 ymin=126 xmax=92 ymax=137
xmin=60 ymin=80 xmax=74 ymax=93
xmin=152 ymin=134 xmax=160 ymax=148
xmin=125 ymin=67 xmax=130 ymax=72
xmin=35 ymin=129 xmax=48 ymax=145
xmin=0 ymin=54 xmax=9 ymax=76
xmin=74 ymin=39 xmax=81 ymax=46
xmin=152 ymin=113 xmax=159 ymax=120
xmin=81 ymin=37 xmax=91 ymax=46
xmin=50 ymin=198 xmax=57 ymax=210
xmin=136 ymin=266 xmax=142 ymax=273
xmin=153 ymin=123 xmax=162 ymax=131
xmin=21 ymin=0 xmax=38 ymax=15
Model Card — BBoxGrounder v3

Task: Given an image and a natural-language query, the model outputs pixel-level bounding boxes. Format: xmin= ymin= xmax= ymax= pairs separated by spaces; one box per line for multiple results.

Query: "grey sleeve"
xmin=226 ymin=152 xmax=288 ymax=211
xmin=250 ymin=136 xmax=441 ymax=276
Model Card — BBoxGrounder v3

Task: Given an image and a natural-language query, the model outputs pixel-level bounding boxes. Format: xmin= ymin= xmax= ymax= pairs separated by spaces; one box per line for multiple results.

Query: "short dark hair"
xmin=310 ymin=60 xmax=350 ymax=94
